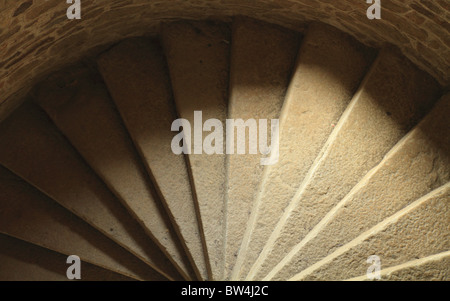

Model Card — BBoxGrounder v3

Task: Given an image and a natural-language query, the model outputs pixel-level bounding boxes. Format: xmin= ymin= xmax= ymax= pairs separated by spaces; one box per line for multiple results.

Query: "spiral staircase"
xmin=0 ymin=17 xmax=448 ymax=281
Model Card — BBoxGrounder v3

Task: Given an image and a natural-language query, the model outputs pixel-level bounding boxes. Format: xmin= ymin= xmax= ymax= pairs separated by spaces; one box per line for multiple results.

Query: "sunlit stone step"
xmin=269 ymin=94 xmax=449 ymax=280
xmin=98 ymin=40 xmax=208 ymax=280
xmin=233 ymin=22 xmax=376 ymax=280
xmin=162 ymin=21 xmax=231 ymax=280
xmin=248 ymin=48 xmax=441 ymax=280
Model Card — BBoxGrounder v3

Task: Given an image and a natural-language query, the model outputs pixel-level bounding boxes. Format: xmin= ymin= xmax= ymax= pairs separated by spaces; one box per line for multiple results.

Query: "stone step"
xmin=34 ymin=65 xmax=196 ymax=280
xmin=0 ymin=234 xmax=135 ymax=281
xmin=224 ymin=17 xmax=301 ymax=279
xmin=248 ymin=48 xmax=442 ymax=280
xmin=162 ymin=21 xmax=230 ymax=280
xmin=0 ymin=165 xmax=170 ymax=281
xmin=268 ymin=93 xmax=449 ymax=280
xmin=347 ymin=251 xmax=450 ymax=281
xmin=0 ymin=103 xmax=186 ymax=280
xmin=232 ymin=22 xmax=376 ymax=280
xmin=297 ymin=182 xmax=450 ymax=280
xmin=97 ymin=39 xmax=208 ymax=280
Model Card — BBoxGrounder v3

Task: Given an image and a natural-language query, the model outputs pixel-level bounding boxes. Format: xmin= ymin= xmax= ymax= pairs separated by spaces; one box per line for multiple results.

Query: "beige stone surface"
xmin=1 ymin=1 xmax=449 ymax=122
xmin=34 ymin=65 xmax=195 ymax=280
xmin=233 ymin=23 xmax=375 ymax=280
xmin=0 ymin=234 xmax=135 ymax=281
xmin=270 ymin=94 xmax=450 ymax=280
xmin=351 ymin=252 xmax=450 ymax=281
xmin=97 ymin=39 xmax=208 ymax=280
xmin=224 ymin=17 xmax=301 ymax=279
xmin=0 ymin=103 xmax=183 ymax=280
xmin=300 ymin=183 xmax=450 ymax=280
xmin=250 ymin=48 xmax=441 ymax=280
xmin=0 ymin=166 xmax=168 ymax=281
xmin=162 ymin=21 xmax=230 ymax=280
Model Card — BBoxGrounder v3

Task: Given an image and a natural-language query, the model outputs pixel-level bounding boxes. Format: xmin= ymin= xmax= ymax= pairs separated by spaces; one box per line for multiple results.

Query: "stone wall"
xmin=0 ymin=0 xmax=448 ymax=120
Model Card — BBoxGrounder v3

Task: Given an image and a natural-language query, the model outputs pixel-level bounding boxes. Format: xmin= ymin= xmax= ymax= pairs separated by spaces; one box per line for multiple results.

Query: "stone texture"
xmin=353 ymin=252 xmax=450 ymax=281
xmin=233 ymin=23 xmax=375 ymax=280
xmin=271 ymin=94 xmax=450 ymax=280
xmin=300 ymin=183 xmax=450 ymax=280
xmin=0 ymin=165 xmax=169 ymax=281
xmin=224 ymin=17 xmax=301 ymax=280
xmin=34 ymin=64 xmax=195 ymax=280
xmin=250 ymin=48 xmax=441 ymax=280
xmin=97 ymin=39 xmax=208 ymax=280
xmin=0 ymin=103 xmax=184 ymax=280
xmin=1 ymin=0 xmax=449 ymax=122
xmin=0 ymin=234 xmax=135 ymax=281
xmin=162 ymin=21 xmax=230 ymax=280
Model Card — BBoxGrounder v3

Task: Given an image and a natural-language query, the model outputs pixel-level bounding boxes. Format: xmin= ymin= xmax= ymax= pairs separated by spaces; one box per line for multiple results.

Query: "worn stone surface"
xmin=1 ymin=0 xmax=448 ymax=122
xmin=97 ymin=39 xmax=208 ymax=280
xmin=361 ymin=252 xmax=450 ymax=281
xmin=0 ymin=234 xmax=135 ymax=281
xmin=233 ymin=23 xmax=375 ymax=280
xmin=250 ymin=48 xmax=441 ymax=280
xmin=0 ymin=166 xmax=169 ymax=281
xmin=224 ymin=17 xmax=301 ymax=280
xmin=0 ymin=103 xmax=184 ymax=280
xmin=271 ymin=94 xmax=450 ymax=280
xmin=162 ymin=21 xmax=230 ymax=280
xmin=300 ymin=183 xmax=450 ymax=280
xmin=34 ymin=65 xmax=195 ymax=280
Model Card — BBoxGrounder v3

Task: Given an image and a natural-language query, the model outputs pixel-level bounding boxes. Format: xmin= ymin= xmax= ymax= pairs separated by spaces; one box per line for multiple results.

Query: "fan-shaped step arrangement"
xmin=244 ymin=46 xmax=441 ymax=280
xmin=231 ymin=22 xmax=377 ymax=280
xmin=0 ymin=103 xmax=184 ymax=280
xmin=224 ymin=17 xmax=301 ymax=279
xmin=0 ymin=17 xmax=448 ymax=281
xmin=265 ymin=93 xmax=449 ymax=281
xmin=0 ymin=166 xmax=169 ymax=281
xmin=33 ymin=64 xmax=196 ymax=280
xmin=97 ymin=39 xmax=208 ymax=280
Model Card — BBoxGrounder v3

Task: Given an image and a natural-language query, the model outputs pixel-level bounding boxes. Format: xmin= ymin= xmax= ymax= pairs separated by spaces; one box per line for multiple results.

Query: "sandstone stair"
xmin=0 ymin=165 xmax=170 ymax=281
xmin=162 ymin=21 xmax=230 ymax=280
xmin=0 ymin=18 xmax=447 ymax=281
xmin=97 ymin=39 xmax=208 ymax=280
xmin=246 ymin=47 xmax=441 ymax=280
xmin=232 ymin=22 xmax=376 ymax=280
xmin=224 ymin=17 xmax=301 ymax=280
xmin=33 ymin=64 xmax=195 ymax=280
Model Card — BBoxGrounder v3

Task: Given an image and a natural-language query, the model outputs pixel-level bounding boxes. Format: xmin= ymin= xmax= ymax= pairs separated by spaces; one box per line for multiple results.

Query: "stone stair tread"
xmin=0 ymin=165 xmax=171 ymax=281
xmin=233 ymin=22 xmax=376 ymax=280
xmin=348 ymin=251 xmax=450 ymax=281
xmin=299 ymin=183 xmax=450 ymax=280
xmin=34 ymin=64 xmax=195 ymax=280
xmin=269 ymin=93 xmax=449 ymax=280
xmin=0 ymin=234 xmax=136 ymax=281
xmin=162 ymin=21 xmax=230 ymax=280
xmin=249 ymin=48 xmax=441 ymax=280
xmin=0 ymin=102 xmax=185 ymax=280
xmin=97 ymin=39 xmax=207 ymax=280
xmin=224 ymin=17 xmax=301 ymax=279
